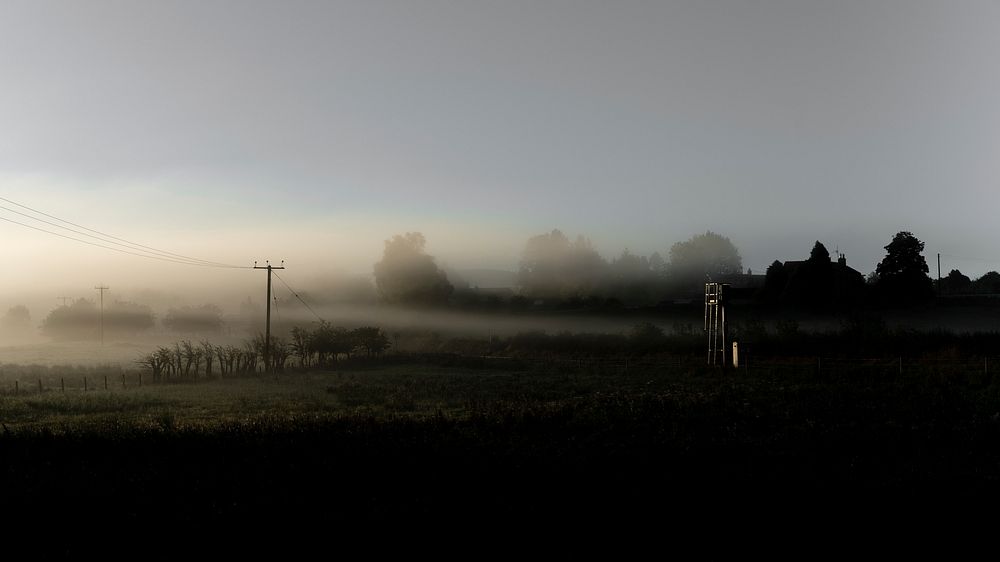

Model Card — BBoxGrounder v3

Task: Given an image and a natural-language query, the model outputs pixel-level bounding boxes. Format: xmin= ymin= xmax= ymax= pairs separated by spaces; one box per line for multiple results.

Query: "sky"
xmin=2 ymin=0 xmax=1000 ymax=309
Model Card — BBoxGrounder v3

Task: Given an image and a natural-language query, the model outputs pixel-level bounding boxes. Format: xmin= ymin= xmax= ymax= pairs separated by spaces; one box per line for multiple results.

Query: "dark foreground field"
xmin=1 ymin=354 xmax=999 ymax=547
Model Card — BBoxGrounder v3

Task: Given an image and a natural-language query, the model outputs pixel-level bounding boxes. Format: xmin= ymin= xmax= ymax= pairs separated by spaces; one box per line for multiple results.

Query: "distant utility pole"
xmin=253 ymin=261 xmax=284 ymax=373
xmin=937 ymin=253 xmax=942 ymax=296
xmin=95 ymin=285 xmax=109 ymax=345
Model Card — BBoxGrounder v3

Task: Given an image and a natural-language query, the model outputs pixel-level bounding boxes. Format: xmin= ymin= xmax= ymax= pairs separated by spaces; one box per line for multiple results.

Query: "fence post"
xmin=104 ymin=376 xmax=108 ymax=391
xmin=122 ymin=373 xmax=127 ymax=389
xmin=84 ymin=377 xmax=87 ymax=392
xmin=61 ymin=377 xmax=65 ymax=392
xmin=38 ymin=378 xmax=42 ymax=393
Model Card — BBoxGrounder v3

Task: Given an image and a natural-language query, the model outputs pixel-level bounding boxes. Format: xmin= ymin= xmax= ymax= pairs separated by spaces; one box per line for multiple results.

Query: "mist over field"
xmin=3 ymin=2 xmax=1000 ymax=539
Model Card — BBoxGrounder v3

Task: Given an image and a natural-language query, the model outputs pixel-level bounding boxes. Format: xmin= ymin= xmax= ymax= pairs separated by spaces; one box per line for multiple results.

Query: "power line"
xmin=0 ymin=196 xmax=247 ymax=268
xmin=272 ymin=271 xmax=326 ymax=324
xmin=939 ymin=253 xmax=1000 ymax=265
xmin=0 ymin=214 xmax=248 ymax=268
xmin=0 ymin=203 xmax=230 ymax=266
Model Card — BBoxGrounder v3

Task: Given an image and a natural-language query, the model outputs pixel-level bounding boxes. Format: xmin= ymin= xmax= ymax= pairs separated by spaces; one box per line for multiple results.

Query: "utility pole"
xmin=95 ymin=285 xmax=109 ymax=345
xmin=937 ymin=253 xmax=942 ymax=296
xmin=253 ymin=261 xmax=284 ymax=373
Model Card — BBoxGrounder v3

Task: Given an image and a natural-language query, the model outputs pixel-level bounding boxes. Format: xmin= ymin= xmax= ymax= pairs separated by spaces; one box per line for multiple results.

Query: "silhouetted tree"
xmin=874 ymin=231 xmax=934 ymax=305
xmin=801 ymin=241 xmax=834 ymax=310
xmin=807 ymin=241 xmax=831 ymax=266
xmin=973 ymin=271 xmax=1000 ymax=295
xmin=290 ymin=326 xmax=314 ymax=367
xmin=941 ymin=269 xmax=972 ymax=295
xmin=667 ymin=231 xmax=742 ymax=290
xmin=762 ymin=260 xmax=788 ymax=303
xmin=373 ymin=232 xmax=453 ymax=305
xmin=352 ymin=326 xmax=391 ymax=357
xmin=518 ymin=229 xmax=609 ymax=299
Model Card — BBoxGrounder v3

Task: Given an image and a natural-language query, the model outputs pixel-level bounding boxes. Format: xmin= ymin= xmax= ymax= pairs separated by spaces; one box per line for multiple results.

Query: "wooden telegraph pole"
xmin=95 ymin=285 xmax=109 ymax=346
xmin=253 ymin=261 xmax=284 ymax=373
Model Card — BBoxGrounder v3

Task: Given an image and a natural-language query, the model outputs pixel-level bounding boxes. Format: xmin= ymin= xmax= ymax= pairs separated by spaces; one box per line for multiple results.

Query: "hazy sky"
xmin=2 ymin=0 xmax=1000 ymax=306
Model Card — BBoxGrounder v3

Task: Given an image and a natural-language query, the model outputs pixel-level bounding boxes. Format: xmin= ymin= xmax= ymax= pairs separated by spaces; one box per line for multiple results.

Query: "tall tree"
xmin=373 ymin=232 xmax=453 ymax=304
xmin=667 ymin=231 xmax=742 ymax=287
xmin=875 ymin=231 xmax=934 ymax=304
xmin=517 ymin=229 xmax=609 ymax=299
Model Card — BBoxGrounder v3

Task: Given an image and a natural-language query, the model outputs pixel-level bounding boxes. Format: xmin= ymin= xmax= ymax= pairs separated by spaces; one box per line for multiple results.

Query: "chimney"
xmin=838 ymin=254 xmax=847 ymax=266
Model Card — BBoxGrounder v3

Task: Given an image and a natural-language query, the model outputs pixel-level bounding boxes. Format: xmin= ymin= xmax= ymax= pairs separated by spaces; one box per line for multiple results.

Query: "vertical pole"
xmin=721 ymin=304 xmax=727 ymax=368
xmin=61 ymin=377 xmax=65 ymax=392
xmin=265 ymin=265 xmax=272 ymax=374
xmin=254 ymin=261 xmax=284 ymax=375
xmin=38 ymin=379 xmax=42 ymax=393
xmin=937 ymin=253 xmax=941 ymax=296
xmin=104 ymin=375 xmax=108 ymax=390
xmin=84 ymin=377 xmax=87 ymax=392
xmin=95 ymin=285 xmax=109 ymax=345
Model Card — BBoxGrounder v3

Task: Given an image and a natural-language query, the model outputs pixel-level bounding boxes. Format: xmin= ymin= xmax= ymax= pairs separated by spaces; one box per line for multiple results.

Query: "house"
xmin=767 ymin=253 xmax=866 ymax=309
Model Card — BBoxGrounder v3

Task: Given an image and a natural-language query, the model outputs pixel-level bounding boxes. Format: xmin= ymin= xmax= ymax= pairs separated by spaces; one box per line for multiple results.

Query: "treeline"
xmin=35 ymin=301 xmax=231 ymax=341
xmin=373 ymin=229 xmax=745 ymax=307
xmin=376 ymin=228 xmax=1000 ymax=312
xmin=135 ymin=323 xmax=391 ymax=380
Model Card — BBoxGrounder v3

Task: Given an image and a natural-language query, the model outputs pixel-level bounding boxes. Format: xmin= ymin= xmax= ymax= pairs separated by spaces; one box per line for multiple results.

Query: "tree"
xmin=373 ymin=232 xmax=453 ymax=305
xmin=973 ymin=271 xmax=1000 ymax=295
xmin=517 ymin=229 xmax=609 ymax=299
xmin=163 ymin=304 xmax=224 ymax=334
xmin=352 ymin=326 xmax=391 ymax=357
xmin=41 ymin=299 xmax=98 ymax=341
xmin=807 ymin=241 xmax=831 ymax=266
xmin=942 ymin=269 xmax=972 ymax=295
xmin=1 ymin=305 xmax=31 ymax=332
xmin=667 ymin=231 xmax=742 ymax=288
xmin=104 ymin=300 xmax=155 ymax=336
xmin=874 ymin=231 xmax=934 ymax=305
xmin=762 ymin=260 xmax=788 ymax=303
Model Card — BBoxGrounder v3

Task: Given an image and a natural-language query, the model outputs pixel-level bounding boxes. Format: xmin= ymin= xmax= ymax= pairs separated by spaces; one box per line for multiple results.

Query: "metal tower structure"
xmin=704 ymin=282 xmax=729 ymax=366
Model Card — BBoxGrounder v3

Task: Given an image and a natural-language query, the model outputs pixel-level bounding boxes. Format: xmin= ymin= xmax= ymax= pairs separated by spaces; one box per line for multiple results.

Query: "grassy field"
xmin=1 ymin=354 xmax=999 ymax=541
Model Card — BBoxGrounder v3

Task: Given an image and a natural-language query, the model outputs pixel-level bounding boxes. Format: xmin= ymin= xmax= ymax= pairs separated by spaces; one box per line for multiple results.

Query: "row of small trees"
xmin=289 ymin=322 xmax=391 ymax=367
xmin=135 ymin=324 xmax=391 ymax=380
